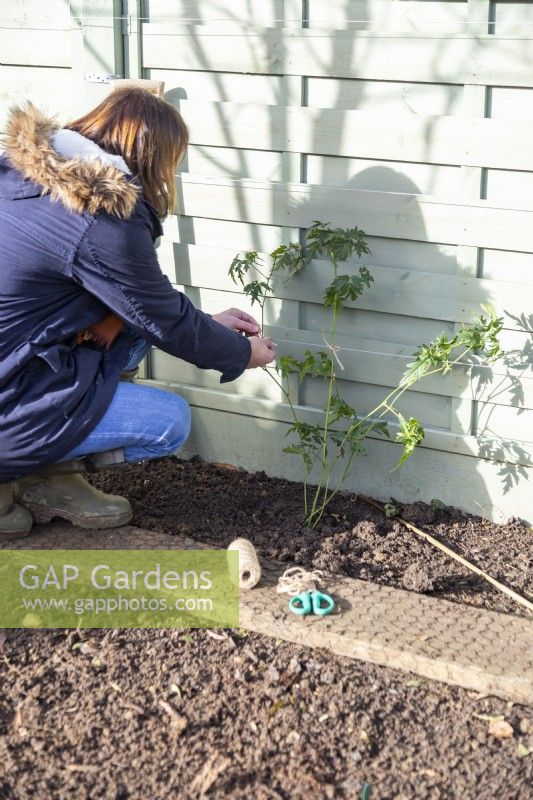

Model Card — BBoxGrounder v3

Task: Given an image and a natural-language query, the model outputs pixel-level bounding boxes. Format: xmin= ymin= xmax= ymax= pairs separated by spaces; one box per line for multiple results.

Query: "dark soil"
xmin=90 ymin=456 xmax=533 ymax=617
xmin=1 ymin=456 xmax=531 ymax=799
xmin=1 ymin=627 xmax=532 ymax=800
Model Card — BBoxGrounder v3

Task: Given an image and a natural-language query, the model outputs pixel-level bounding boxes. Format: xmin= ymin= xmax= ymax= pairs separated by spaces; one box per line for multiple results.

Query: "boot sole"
xmin=27 ymin=504 xmax=133 ymax=530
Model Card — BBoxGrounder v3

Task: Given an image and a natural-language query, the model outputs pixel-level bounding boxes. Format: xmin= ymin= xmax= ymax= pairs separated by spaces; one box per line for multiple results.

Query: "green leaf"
xmin=372 ymin=420 xmax=390 ymax=438
xmin=517 ymin=743 xmax=531 ymax=758
xmin=285 ymin=350 xmax=333 ymax=381
xmin=430 ymin=498 xmax=446 ymax=511
xmin=345 ymin=424 xmax=368 ymax=455
xmin=242 ymin=280 xmax=270 ymax=306
xmin=270 ymin=242 xmax=305 ymax=277
xmin=229 ymin=251 xmax=262 ymax=285
xmin=326 ymin=395 xmax=356 ymax=426
xmin=384 ymin=503 xmax=399 ymax=518
xmin=283 ymin=444 xmax=313 ymax=471
xmin=305 ymin=221 xmax=371 ymax=264
xmin=395 ymin=416 xmax=425 ymax=468
xmin=277 ymin=355 xmax=301 ymax=378
xmin=323 ymin=268 xmax=374 ymax=313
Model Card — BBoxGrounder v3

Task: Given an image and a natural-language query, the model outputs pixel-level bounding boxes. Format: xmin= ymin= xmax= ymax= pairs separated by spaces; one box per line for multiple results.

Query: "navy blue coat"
xmin=0 ymin=105 xmax=251 ymax=481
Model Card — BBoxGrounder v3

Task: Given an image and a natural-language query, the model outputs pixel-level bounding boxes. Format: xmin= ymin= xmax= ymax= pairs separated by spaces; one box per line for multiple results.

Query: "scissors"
xmin=288 ymin=589 xmax=335 ymax=617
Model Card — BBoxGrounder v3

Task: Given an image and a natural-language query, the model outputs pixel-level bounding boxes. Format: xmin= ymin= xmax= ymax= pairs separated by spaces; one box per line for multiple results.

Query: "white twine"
xmin=227 ymin=538 xmax=262 ymax=590
xmin=276 ymin=566 xmax=325 ymax=596
xmin=322 ymin=335 xmax=345 ymax=371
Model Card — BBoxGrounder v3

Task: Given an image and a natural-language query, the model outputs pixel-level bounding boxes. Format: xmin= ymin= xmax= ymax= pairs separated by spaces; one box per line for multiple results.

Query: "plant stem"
xmin=322 ymin=345 xmax=476 ymax=492
xmin=307 ymin=259 xmax=339 ymax=526
xmin=307 ymin=346 xmax=476 ymax=527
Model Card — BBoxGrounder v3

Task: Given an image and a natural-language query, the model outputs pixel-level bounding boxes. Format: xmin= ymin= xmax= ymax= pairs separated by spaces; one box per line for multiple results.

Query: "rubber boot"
xmin=13 ymin=474 xmax=132 ymax=530
xmin=0 ymin=482 xmax=33 ymax=537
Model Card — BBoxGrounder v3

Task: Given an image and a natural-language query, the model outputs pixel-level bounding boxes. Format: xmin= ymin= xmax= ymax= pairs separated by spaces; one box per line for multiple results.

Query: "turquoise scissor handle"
xmin=288 ymin=590 xmax=335 ymax=617
xmin=289 ymin=591 xmax=313 ymax=616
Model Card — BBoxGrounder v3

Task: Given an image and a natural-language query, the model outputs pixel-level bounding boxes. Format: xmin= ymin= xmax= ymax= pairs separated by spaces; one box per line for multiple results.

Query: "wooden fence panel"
xmin=1 ymin=0 xmax=531 ymax=521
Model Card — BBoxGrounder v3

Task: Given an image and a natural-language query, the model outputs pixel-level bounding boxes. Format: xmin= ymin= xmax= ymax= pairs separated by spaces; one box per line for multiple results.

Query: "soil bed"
xmin=92 ymin=456 xmax=532 ymax=617
xmin=1 ymin=456 xmax=531 ymax=799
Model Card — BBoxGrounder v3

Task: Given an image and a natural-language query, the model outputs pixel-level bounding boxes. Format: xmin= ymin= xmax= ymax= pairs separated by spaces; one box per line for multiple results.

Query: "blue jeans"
xmin=62 ymin=332 xmax=191 ymax=463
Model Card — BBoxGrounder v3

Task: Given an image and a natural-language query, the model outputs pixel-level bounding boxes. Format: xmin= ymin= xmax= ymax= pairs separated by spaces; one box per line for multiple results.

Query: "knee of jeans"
xmin=155 ymin=396 xmax=191 ymax=455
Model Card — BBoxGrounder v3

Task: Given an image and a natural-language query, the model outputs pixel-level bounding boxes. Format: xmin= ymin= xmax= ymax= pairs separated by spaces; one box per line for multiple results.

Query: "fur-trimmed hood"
xmin=1 ymin=103 xmax=139 ymax=217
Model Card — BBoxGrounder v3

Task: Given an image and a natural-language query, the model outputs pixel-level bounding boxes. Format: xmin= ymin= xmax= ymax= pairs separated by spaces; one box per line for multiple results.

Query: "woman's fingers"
xmin=247 ymin=336 xmax=277 ymax=369
xmin=230 ymin=308 xmax=260 ymax=334
xmin=212 ymin=308 xmax=261 ymax=335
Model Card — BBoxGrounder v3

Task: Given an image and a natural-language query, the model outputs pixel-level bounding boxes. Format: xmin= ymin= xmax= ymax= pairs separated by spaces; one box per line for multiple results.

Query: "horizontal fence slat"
xmin=179 ymin=405 xmax=533 ymax=524
xmin=177 ymin=100 xmax=533 ymax=171
xmin=152 ymin=346 xmax=453 ymax=429
xmin=147 ymin=0 xmax=286 ymax=25
xmin=140 ymin=376 xmax=533 ymax=468
xmin=307 ymin=0 xmax=470 ymax=31
xmin=0 ymin=29 xmax=71 ymax=66
xmin=0 ymin=0 xmax=71 ymax=28
xmin=186 ymin=321 xmax=533 ymax=407
xmin=146 ymin=0 xmax=470 ymax=31
xmin=157 ymin=242 xmax=530 ymax=329
xmin=0 ymin=65 xmax=73 ymax=130
xmin=143 ymin=25 xmax=533 ymax=87
xmin=260 ymin=325 xmax=533 ymax=410
xmin=152 ymin=270 xmax=533 ymax=410
xmin=175 ymin=175 xmax=533 ymax=252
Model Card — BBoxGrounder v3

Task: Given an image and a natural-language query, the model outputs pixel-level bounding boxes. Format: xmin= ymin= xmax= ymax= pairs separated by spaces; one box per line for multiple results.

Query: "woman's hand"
xmin=247 ymin=336 xmax=277 ymax=369
xmin=212 ymin=307 xmax=260 ymax=336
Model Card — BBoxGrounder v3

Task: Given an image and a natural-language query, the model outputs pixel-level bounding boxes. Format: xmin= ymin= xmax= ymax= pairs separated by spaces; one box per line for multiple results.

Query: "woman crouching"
xmin=0 ymin=88 xmax=276 ymax=536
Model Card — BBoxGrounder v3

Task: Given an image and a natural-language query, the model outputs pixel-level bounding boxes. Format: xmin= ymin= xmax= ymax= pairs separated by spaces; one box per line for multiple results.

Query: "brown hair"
xmin=66 ymin=87 xmax=188 ymax=217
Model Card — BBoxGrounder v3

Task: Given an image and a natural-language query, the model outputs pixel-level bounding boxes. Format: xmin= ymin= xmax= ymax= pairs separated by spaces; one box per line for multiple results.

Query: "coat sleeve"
xmin=72 ymin=207 xmax=251 ymax=383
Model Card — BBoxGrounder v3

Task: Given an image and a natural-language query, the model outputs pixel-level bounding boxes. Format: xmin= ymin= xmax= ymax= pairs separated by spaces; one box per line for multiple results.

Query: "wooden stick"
xmin=360 ymin=496 xmax=533 ymax=615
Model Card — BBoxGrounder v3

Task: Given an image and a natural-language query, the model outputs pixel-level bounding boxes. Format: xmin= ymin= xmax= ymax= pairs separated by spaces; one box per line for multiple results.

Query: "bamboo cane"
xmin=360 ymin=495 xmax=533 ymax=615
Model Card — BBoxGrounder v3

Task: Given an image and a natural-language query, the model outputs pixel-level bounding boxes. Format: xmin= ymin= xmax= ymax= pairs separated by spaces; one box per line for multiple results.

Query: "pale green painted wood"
xmin=140 ymin=387 xmax=533 ymax=523
xmin=489 ymin=86 xmax=533 ymax=122
xmin=306 ymin=76 xmax=465 ymax=115
xmin=174 ymin=175 xmax=533 ymax=252
xmin=175 ymin=100 xmax=533 ymax=171
xmin=157 ymin=241 xmax=529 ymax=329
xmin=0 ymin=28 xmax=72 ymax=66
xmin=161 ymin=221 xmax=462 ymax=278
xmin=161 ymin=215 xmax=286 ymax=253
xmin=185 ymin=144 xmax=283 ymax=181
xmin=123 ymin=0 xmax=143 ymax=79
xmin=477 ymin=402 xmax=533 ymax=444
xmin=0 ymin=0 xmax=71 ymax=27
xmin=151 ymin=325 xmax=532 ymax=409
xmin=482 ymin=249 xmax=533 ymax=285
xmin=147 ymin=0 xmax=470 ymax=32
xmin=151 ymin=347 xmax=454 ymax=430
xmin=149 ymin=68 xmax=285 ymax=105
xmin=485 ymin=169 xmax=533 ymax=204
xmin=68 ymin=1 xmax=124 ymax=117
xmin=140 ymin=376 xmax=533 ymax=468
xmin=2 ymin=0 xmax=532 ymax=520
xmin=493 ymin=1 xmax=533 ymax=32
xmin=147 ymin=0 xmax=286 ymax=25
xmin=143 ymin=25 xmax=533 ymax=87
xmin=0 ymin=66 xmax=73 ymax=131
xmin=306 ymin=0 xmax=470 ymax=31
